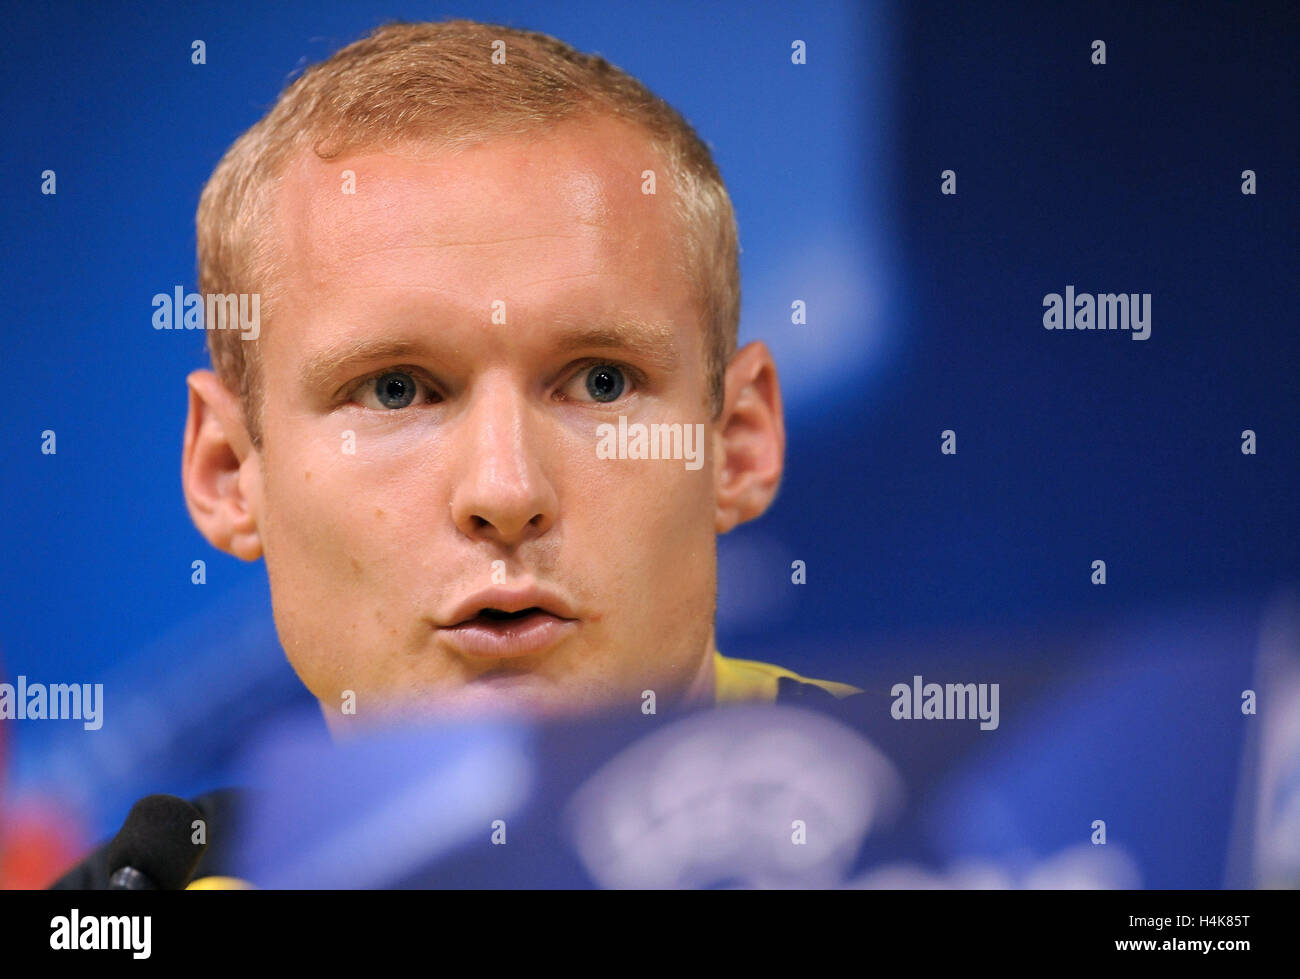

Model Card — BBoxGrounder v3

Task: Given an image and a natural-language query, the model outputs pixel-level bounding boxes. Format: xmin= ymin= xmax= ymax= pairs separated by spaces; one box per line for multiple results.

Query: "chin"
xmin=396 ymin=676 xmax=604 ymax=725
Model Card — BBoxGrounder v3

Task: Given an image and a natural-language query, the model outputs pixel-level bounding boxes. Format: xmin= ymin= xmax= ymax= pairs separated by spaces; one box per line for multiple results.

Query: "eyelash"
xmin=343 ymin=360 xmax=644 ymax=408
xmin=345 ymin=366 xmax=441 ymax=409
xmin=555 ymin=359 xmax=644 ymax=405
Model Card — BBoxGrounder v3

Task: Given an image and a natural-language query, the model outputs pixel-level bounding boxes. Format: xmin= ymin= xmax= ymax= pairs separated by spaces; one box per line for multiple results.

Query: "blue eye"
xmin=585 ymin=365 xmax=625 ymax=402
xmin=373 ymin=371 xmax=417 ymax=409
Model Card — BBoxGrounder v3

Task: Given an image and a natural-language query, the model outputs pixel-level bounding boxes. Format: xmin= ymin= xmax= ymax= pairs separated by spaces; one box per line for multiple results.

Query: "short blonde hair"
xmin=196 ymin=18 xmax=740 ymax=444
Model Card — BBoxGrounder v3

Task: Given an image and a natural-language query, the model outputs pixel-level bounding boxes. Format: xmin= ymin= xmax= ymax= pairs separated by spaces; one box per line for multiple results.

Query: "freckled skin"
xmin=246 ymin=116 xmax=722 ymax=729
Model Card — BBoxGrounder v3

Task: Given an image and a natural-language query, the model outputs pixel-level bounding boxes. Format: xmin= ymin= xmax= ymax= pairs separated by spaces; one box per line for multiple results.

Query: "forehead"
xmin=268 ymin=114 xmax=693 ymax=318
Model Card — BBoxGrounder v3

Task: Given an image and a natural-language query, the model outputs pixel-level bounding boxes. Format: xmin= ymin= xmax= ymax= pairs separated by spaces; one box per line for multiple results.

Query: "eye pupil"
xmin=586 ymin=366 xmax=624 ymax=402
xmin=375 ymin=372 xmax=416 ymax=409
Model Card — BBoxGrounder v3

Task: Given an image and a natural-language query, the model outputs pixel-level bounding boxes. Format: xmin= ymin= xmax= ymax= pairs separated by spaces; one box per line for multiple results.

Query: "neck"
xmin=679 ymin=632 xmax=718 ymax=709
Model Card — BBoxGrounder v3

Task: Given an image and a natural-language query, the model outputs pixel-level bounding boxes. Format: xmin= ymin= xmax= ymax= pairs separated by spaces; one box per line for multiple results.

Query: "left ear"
xmin=713 ymin=340 xmax=785 ymax=534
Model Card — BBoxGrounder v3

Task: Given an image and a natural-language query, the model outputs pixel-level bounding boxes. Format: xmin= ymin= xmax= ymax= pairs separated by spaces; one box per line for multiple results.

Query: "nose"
xmin=449 ymin=376 xmax=558 ymax=547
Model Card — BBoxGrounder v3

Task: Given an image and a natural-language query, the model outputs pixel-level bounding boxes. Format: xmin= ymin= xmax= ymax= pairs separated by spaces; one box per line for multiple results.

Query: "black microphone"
xmin=106 ymin=795 xmax=208 ymax=890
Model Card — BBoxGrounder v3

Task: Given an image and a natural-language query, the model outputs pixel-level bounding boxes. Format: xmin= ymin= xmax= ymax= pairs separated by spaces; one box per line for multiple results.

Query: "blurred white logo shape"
xmin=1250 ymin=590 xmax=1300 ymax=887
xmin=849 ymin=843 xmax=1141 ymax=890
xmin=565 ymin=705 xmax=902 ymax=889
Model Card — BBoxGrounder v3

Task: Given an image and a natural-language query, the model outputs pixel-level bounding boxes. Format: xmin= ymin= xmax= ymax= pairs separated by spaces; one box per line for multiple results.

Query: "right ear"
xmin=181 ymin=369 xmax=263 ymax=561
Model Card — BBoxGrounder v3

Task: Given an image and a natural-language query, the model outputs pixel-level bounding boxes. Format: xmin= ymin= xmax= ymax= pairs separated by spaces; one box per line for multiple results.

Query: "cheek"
xmin=260 ymin=435 xmax=402 ymax=606
xmin=259 ymin=442 xmax=434 ymax=688
xmin=265 ymin=450 xmax=350 ymax=558
xmin=261 ymin=421 xmax=470 ymax=620
xmin=573 ymin=455 xmax=716 ymax=597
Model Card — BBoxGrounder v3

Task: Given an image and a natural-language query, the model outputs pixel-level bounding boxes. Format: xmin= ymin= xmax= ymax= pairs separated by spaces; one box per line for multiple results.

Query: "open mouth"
xmin=472 ymin=607 xmax=549 ymax=624
xmin=439 ymin=591 xmax=579 ymax=658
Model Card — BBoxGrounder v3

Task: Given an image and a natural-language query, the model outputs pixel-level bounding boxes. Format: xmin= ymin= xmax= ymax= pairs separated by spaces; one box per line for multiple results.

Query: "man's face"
xmin=248 ymin=115 xmax=719 ymax=727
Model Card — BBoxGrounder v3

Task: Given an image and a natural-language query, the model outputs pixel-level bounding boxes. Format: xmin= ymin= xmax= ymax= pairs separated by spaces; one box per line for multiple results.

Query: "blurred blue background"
xmin=1 ymin=0 xmax=1296 ymax=888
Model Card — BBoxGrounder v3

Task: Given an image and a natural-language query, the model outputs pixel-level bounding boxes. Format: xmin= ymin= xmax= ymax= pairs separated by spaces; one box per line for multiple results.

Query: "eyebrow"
xmin=299 ymin=317 xmax=683 ymax=392
xmin=551 ymin=318 xmax=681 ymax=371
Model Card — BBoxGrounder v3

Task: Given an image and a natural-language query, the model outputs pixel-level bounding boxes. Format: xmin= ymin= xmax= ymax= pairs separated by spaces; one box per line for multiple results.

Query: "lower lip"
xmin=439 ymin=612 xmax=578 ymax=658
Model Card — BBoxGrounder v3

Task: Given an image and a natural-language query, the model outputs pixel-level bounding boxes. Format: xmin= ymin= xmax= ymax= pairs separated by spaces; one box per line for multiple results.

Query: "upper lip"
xmin=441 ymin=585 xmax=578 ymax=628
